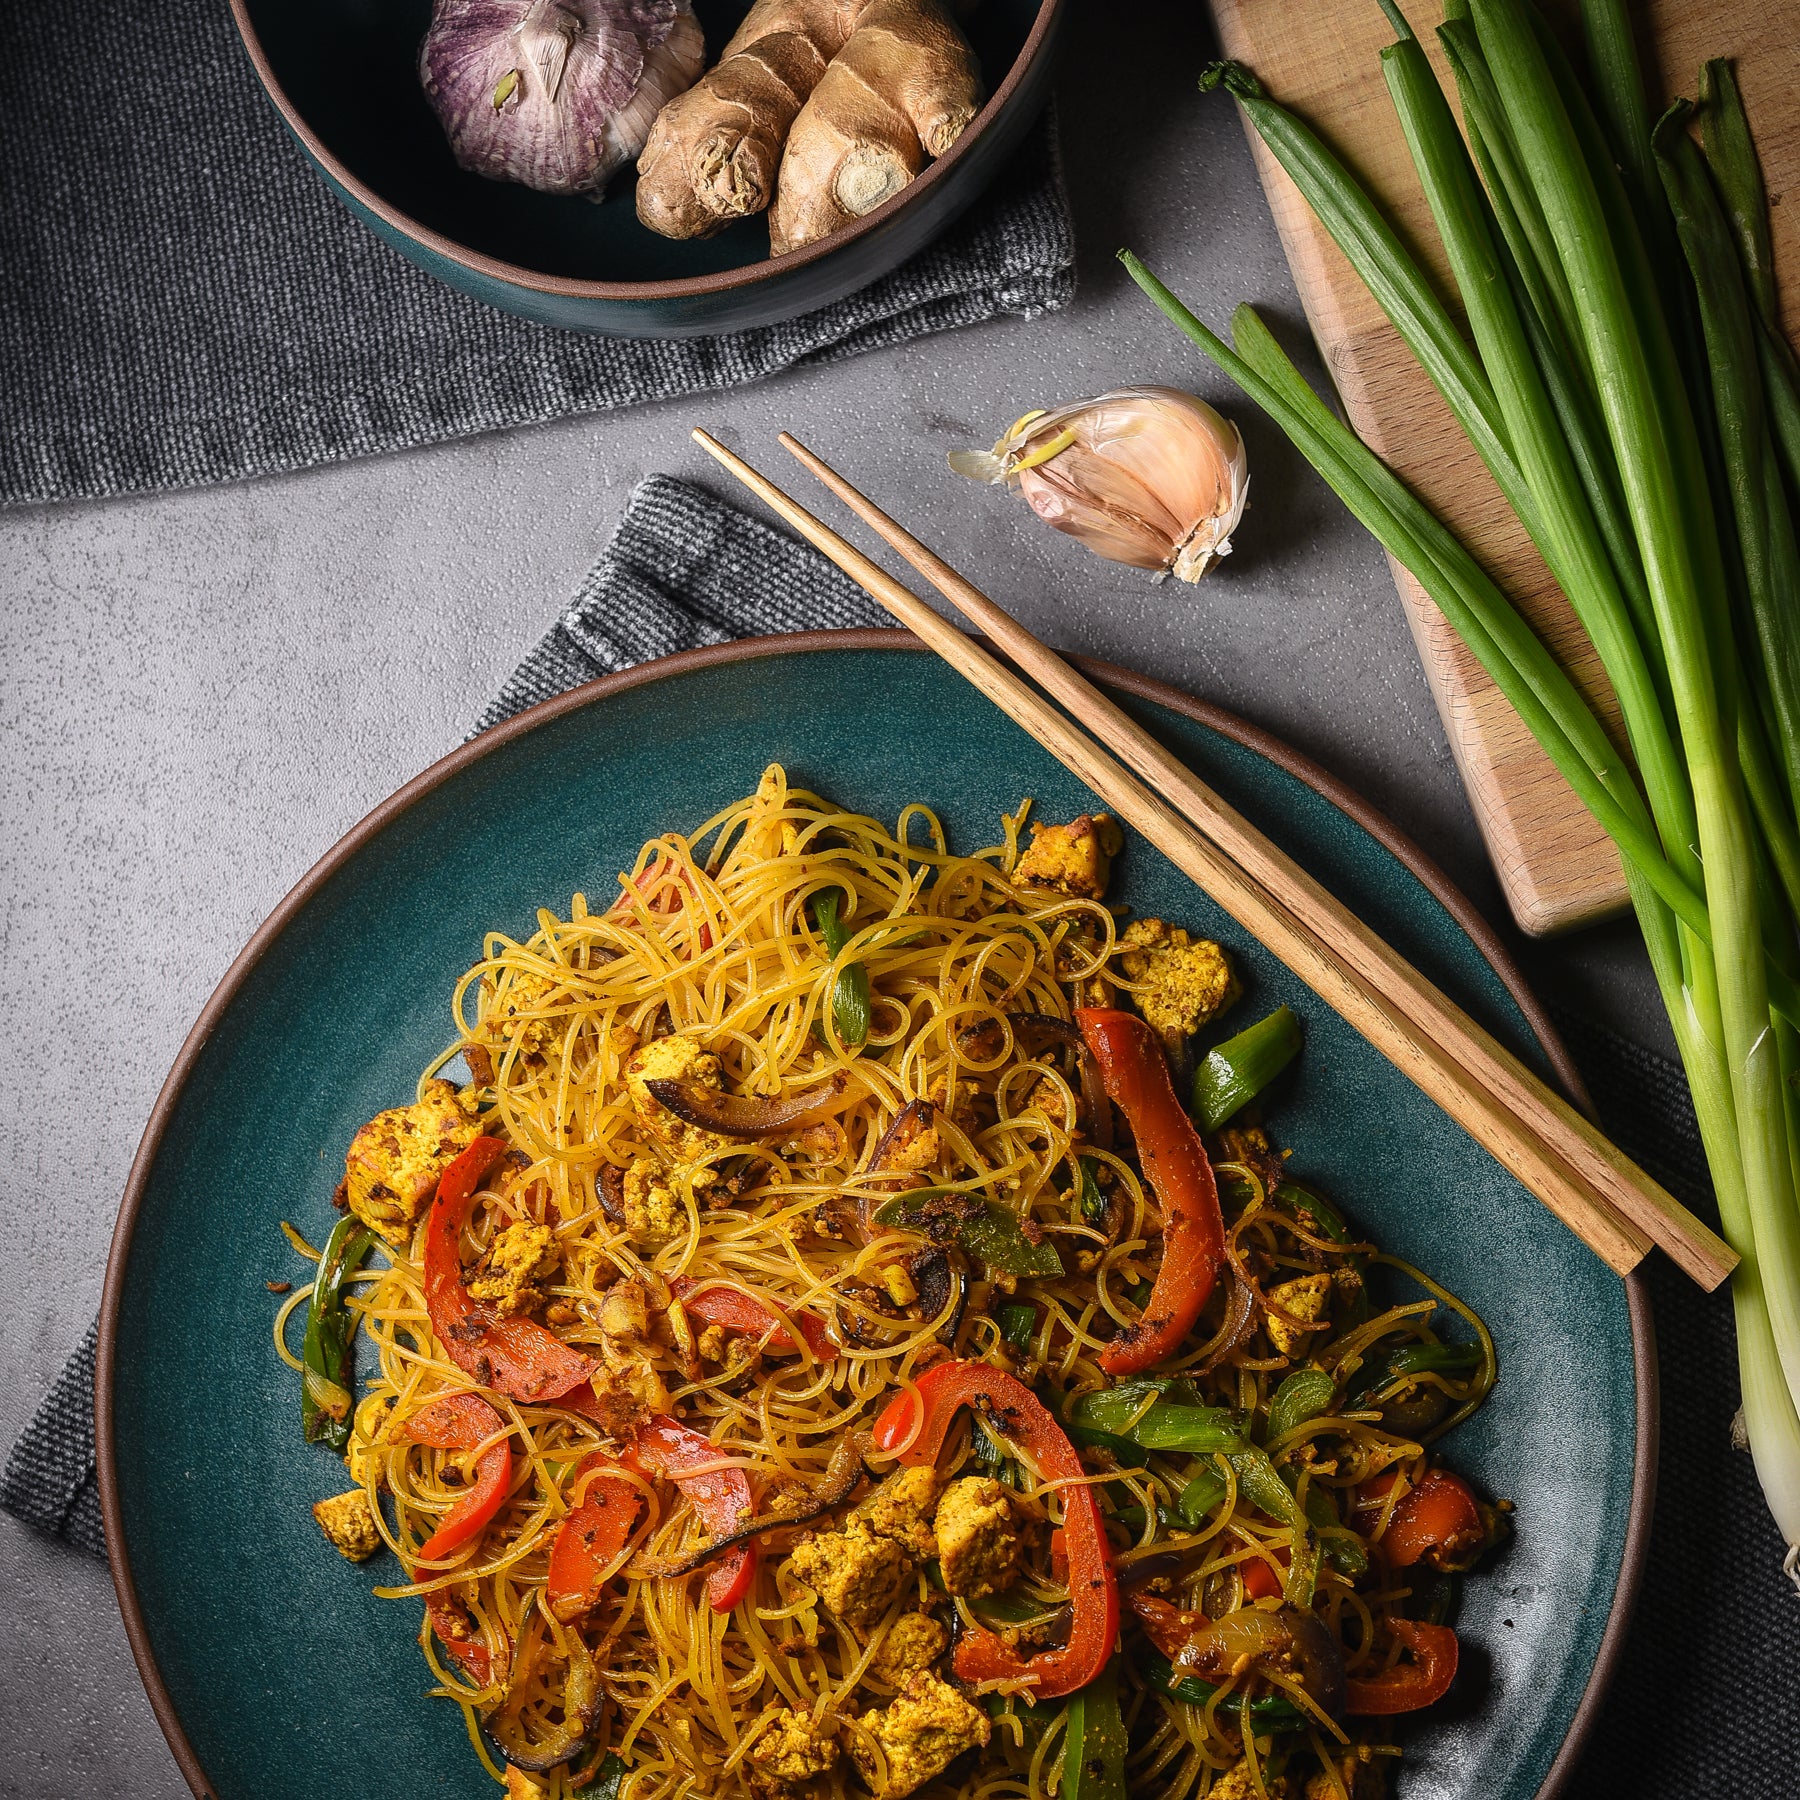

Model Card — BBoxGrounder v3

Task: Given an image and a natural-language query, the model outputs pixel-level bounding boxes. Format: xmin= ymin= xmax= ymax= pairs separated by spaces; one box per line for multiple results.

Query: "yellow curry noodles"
xmin=280 ymin=766 xmax=1506 ymax=1800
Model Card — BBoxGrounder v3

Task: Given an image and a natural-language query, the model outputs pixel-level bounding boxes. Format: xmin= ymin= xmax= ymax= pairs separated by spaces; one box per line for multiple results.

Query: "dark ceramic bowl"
xmin=228 ymin=0 xmax=1063 ymax=335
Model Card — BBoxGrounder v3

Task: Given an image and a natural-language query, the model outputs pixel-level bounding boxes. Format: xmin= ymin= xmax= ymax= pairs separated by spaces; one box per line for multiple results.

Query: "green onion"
xmin=572 ymin=1754 xmax=628 ymax=1800
xmin=301 ymin=1215 xmax=373 ymax=1451
xmin=1140 ymin=1652 xmax=1309 ymax=1729
xmin=1126 ymin=6 xmax=1800 ymax=1561
xmin=1176 ymin=1459 xmax=1229 ymax=1526
xmin=813 ymin=888 xmax=871 ymax=1049
xmin=1226 ymin=1446 xmax=1318 ymax=1607
xmin=1075 ymin=1155 xmax=1107 ymax=1223
xmin=1062 ymin=1422 xmax=1149 ymax=1470
xmin=996 ymin=1301 xmax=1038 ymax=1349
xmin=1653 ymin=101 xmax=1800 ymax=858
xmin=1063 ymin=1660 xmax=1128 ymax=1800
xmin=1302 ymin=1483 xmax=1370 ymax=1579
xmin=1191 ymin=1005 xmax=1302 ymax=1132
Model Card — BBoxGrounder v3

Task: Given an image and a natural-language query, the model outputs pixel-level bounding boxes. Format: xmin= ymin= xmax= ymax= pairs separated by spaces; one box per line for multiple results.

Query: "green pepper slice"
xmin=871 ymin=1190 xmax=1064 ymax=1277
xmin=1068 ymin=1378 xmax=1247 ymax=1453
xmin=1266 ymin=1366 xmax=1336 ymax=1442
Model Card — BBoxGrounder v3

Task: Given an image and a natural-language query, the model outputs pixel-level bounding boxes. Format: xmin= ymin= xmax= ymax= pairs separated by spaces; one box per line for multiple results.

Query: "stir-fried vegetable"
xmin=404 ymin=1393 xmax=513 ymax=1562
xmin=996 ymin=1300 xmax=1038 ymax=1349
xmin=301 ymin=1215 xmax=373 ymax=1450
xmin=667 ymin=1277 xmax=836 ymax=1359
xmin=814 ymin=888 xmax=872 ymax=1049
xmin=1124 ymin=1 xmax=1800 ymax=1563
xmin=1140 ymin=1650 xmax=1310 ymax=1729
xmin=1067 ymin=1377 xmax=1247 ymax=1453
xmin=546 ymin=1453 xmax=641 ymax=1621
xmin=422 ymin=1137 xmax=597 ymax=1404
xmin=1076 ymin=1009 xmax=1226 ymax=1374
xmin=1266 ymin=1366 xmax=1336 ymax=1442
xmin=873 ymin=1360 xmax=1118 ymax=1698
xmin=871 ymin=1189 xmax=1065 ymax=1278
xmin=630 ymin=1415 xmax=756 ymax=1612
xmin=1192 ymin=1004 xmax=1303 ymax=1132
xmin=1062 ymin=1661 xmax=1128 ymax=1800
xmin=1344 ymin=1619 xmax=1460 ymax=1715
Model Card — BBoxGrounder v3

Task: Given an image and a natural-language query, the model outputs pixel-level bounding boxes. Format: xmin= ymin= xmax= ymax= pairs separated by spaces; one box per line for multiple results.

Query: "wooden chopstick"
xmin=769 ymin=434 xmax=1734 ymax=1291
xmin=690 ymin=429 xmax=1723 ymax=1287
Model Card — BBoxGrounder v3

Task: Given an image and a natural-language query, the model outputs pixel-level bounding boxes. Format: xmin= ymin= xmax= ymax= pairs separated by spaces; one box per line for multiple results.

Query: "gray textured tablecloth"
xmin=0 ymin=0 xmax=1071 ymax=508
xmin=5 ymin=478 xmax=1792 ymax=1798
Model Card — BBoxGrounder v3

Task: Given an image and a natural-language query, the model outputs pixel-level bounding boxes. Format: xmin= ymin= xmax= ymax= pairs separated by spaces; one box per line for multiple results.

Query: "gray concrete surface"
xmin=0 ymin=4 xmax=1664 ymax=1794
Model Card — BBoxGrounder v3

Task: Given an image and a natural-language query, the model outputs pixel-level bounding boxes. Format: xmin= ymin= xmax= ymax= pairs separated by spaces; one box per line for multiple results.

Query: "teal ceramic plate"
xmin=98 ymin=635 xmax=1650 ymax=1800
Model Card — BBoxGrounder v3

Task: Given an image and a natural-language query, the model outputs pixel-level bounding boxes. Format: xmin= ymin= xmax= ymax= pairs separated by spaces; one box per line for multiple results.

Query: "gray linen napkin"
xmin=0 ymin=0 xmax=1071 ymax=509
xmin=5 ymin=478 xmax=1792 ymax=1798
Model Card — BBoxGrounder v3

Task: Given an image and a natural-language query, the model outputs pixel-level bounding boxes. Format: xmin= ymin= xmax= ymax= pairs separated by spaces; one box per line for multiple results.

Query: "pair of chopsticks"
xmin=692 ymin=427 xmax=1735 ymax=1292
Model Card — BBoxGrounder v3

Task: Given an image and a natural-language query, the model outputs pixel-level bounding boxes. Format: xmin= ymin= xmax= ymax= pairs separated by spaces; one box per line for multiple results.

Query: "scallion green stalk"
xmin=1125 ymin=5 xmax=1800 ymax=1565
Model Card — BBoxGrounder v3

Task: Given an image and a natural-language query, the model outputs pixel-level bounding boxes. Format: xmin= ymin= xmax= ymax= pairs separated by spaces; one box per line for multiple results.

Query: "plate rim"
xmin=95 ymin=628 xmax=1654 ymax=1800
xmin=226 ymin=0 xmax=1064 ymax=303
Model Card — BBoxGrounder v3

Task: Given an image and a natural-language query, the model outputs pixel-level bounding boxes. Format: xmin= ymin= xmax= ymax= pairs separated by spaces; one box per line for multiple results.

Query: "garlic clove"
xmin=950 ymin=386 xmax=1248 ymax=583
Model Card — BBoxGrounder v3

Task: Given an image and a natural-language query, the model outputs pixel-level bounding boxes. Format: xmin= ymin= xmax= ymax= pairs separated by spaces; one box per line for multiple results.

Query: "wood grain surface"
xmin=1206 ymin=0 xmax=1800 ymax=936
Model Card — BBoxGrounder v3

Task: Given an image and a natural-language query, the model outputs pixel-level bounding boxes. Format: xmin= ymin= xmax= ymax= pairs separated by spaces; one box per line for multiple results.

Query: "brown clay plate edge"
xmin=95 ymin=627 xmax=1654 ymax=1800
xmin=224 ymin=0 xmax=1063 ymax=303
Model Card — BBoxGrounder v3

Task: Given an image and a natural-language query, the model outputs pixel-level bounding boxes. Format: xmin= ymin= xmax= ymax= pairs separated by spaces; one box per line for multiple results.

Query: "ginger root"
xmin=635 ymin=0 xmax=864 ymax=240
xmin=768 ymin=0 xmax=983 ymax=255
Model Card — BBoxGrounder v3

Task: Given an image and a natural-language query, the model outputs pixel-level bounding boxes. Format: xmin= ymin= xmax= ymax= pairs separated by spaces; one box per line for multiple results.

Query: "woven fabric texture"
xmin=5 ymin=480 xmax=1793 ymax=1796
xmin=0 ymin=0 xmax=1072 ymax=509
xmin=471 ymin=474 xmax=896 ymax=733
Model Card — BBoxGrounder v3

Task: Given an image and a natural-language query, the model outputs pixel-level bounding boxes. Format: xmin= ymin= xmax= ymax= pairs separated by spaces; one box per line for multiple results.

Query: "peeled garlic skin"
xmin=420 ymin=0 xmax=703 ymax=197
xmin=962 ymin=387 xmax=1249 ymax=583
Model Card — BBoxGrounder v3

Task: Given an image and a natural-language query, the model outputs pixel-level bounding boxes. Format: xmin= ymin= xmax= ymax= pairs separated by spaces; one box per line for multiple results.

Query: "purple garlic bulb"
xmin=420 ymin=0 xmax=703 ymax=196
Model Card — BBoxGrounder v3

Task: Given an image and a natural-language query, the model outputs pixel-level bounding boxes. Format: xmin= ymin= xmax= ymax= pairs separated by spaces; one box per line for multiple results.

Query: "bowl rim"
xmin=226 ymin=0 xmax=1063 ymax=300
xmin=95 ymin=629 xmax=1653 ymax=1800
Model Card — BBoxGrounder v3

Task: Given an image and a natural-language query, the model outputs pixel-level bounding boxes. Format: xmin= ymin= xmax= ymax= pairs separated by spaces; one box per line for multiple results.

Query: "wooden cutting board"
xmin=1206 ymin=0 xmax=1800 ymax=935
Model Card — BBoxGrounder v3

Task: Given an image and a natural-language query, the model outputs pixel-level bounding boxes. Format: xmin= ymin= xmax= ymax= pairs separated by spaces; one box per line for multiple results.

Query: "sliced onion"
xmin=1078 ymin=1045 xmax=1113 ymax=1150
xmin=1195 ymin=1272 xmax=1259 ymax=1375
xmin=643 ymin=1072 xmax=849 ymax=1140
xmin=1128 ymin=1590 xmax=1293 ymax=1678
xmin=597 ymin=1162 xmax=626 ymax=1225
xmin=488 ymin=1634 xmax=601 ymax=1772
xmin=302 ymin=1367 xmax=353 ymax=1422
xmin=1286 ymin=1608 xmax=1348 ymax=1719
xmin=867 ymin=1098 xmax=937 ymax=1172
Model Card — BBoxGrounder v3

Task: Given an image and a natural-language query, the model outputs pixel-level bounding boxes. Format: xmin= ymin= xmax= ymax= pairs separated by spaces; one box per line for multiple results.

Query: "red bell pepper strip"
xmin=546 ymin=1451 xmax=642 ymax=1621
xmin=422 ymin=1137 xmax=596 ymax=1404
xmin=872 ymin=1360 xmax=1117 ymax=1698
xmin=405 ymin=1392 xmax=513 ymax=1562
xmin=668 ymin=1277 xmax=836 ymax=1360
xmin=424 ymin=1591 xmax=500 ymax=1687
xmin=1076 ymin=1009 xmax=1227 ymax=1376
xmin=1382 ymin=1471 xmax=1484 ymax=1570
xmin=1344 ymin=1619 xmax=1459 ymax=1714
xmin=630 ymin=1414 xmax=756 ymax=1612
xmin=1239 ymin=1552 xmax=1285 ymax=1600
